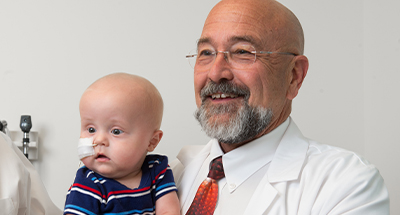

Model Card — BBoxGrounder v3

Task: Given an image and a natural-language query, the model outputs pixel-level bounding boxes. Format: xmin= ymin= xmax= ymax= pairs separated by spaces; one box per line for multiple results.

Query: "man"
xmin=171 ymin=0 xmax=389 ymax=214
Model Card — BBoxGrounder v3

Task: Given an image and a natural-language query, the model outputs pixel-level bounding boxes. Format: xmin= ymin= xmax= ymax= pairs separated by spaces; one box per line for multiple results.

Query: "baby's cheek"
xmin=81 ymin=157 xmax=93 ymax=168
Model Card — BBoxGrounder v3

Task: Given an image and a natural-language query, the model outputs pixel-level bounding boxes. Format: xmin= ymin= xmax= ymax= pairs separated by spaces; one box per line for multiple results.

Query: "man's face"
xmin=194 ymin=2 xmax=294 ymax=145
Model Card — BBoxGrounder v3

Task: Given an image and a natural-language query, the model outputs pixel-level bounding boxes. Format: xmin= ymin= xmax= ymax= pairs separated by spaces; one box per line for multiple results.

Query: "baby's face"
xmin=79 ymin=88 xmax=156 ymax=180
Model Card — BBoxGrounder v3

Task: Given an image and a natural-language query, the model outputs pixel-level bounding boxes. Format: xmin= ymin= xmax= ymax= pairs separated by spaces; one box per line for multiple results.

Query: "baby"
xmin=64 ymin=73 xmax=179 ymax=215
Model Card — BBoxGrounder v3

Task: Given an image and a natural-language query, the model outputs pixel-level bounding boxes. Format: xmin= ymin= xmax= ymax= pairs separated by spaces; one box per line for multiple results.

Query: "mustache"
xmin=200 ymin=80 xmax=250 ymax=101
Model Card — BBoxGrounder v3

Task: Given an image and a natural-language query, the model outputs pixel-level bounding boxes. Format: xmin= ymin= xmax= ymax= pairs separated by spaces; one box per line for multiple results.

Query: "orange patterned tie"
xmin=186 ymin=156 xmax=224 ymax=215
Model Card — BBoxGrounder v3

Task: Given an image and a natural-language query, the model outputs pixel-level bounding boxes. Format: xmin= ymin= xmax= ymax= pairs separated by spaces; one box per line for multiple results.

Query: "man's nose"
xmin=207 ymin=52 xmax=234 ymax=83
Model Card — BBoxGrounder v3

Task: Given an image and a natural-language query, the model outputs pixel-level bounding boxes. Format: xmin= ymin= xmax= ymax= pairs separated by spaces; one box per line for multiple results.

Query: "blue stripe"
xmin=65 ymin=204 xmax=97 ymax=215
xmin=148 ymin=159 xmax=160 ymax=164
xmin=103 ymin=206 xmax=155 ymax=215
xmin=155 ymin=182 xmax=176 ymax=191
xmin=65 ymin=204 xmax=155 ymax=215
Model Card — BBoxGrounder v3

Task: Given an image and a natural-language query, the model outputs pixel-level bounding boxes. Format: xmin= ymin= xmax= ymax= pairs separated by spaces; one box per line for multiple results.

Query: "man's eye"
xmin=198 ymin=49 xmax=214 ymax=57
xmin=88 ymin=127 xmax=96 ymax=133
xmin=234 ymin=49 xmax=252 ymax=55
xmin=111 ymin=129 xmax=123 ymax=135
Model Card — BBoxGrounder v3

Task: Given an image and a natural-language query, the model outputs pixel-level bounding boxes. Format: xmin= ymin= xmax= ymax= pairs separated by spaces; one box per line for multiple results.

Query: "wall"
xmin=363 ymin=1 xmax=400 ymax=213
xmin=0 ymin=0 xmax=398 ymax=213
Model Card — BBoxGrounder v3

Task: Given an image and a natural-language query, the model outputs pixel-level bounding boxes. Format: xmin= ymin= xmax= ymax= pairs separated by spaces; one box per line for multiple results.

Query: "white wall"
xmin=0 ymin=0 xmax=398 ymax=213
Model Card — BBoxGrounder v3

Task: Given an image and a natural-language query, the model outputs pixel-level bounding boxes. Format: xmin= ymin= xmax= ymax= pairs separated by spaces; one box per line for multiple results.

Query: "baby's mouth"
xmin=96 ymin=153 xmax=110 ymax=161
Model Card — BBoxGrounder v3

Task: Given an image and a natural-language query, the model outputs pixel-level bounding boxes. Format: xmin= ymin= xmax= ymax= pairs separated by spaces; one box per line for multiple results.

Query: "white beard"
xmin=195 ymin=100 xmax=273 ymax=144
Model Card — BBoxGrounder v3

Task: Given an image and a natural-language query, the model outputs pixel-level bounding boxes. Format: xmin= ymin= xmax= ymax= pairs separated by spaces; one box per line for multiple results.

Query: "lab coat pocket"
xmin=0 ymin=198 xmax=16 ymax=215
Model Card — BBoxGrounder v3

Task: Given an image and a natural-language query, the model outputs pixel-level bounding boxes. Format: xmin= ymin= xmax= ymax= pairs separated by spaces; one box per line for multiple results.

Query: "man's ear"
xmin=287 ymin=55 xmax=309 ymax=100
xmin=147 ymin=130 xmax=163 ymax=152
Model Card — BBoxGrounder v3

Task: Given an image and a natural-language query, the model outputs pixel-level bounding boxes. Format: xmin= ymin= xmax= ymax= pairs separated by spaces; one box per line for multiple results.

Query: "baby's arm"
xmin=155 ymin=191 xmax=180 ymax=215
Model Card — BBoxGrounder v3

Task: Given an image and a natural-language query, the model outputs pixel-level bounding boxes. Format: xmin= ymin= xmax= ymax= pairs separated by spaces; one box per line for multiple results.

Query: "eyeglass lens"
xmin=187 ymin=43 xmax=257 ymax=70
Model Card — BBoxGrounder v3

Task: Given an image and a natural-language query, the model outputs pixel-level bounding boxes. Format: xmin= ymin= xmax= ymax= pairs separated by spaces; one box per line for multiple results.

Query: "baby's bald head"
xmin=80 ymin=73 xmax=164 ymax=130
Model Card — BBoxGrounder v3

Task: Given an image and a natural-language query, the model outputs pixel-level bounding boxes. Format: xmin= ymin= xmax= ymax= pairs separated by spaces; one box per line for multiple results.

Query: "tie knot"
xmin=207 ymin=156 xmax=224 ymax=180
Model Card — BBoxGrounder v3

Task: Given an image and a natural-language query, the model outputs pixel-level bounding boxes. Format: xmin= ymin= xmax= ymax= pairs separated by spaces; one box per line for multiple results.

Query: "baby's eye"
xmin=111 ymin=129 xmax=123 ymax=135
xmin=88 ymin=127 xmax=96 ymax=133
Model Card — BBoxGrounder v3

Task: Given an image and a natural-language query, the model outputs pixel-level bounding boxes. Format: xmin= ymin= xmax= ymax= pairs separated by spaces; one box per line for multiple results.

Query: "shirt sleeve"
xmin=64 ymin=168 xmax=102 ymax=215
xmin=150 ymin=155 xmax=178 ymax=201
xmin=320 ymin=162 xmax=389 ymax=214
xmin=302 ymin=149 xmax=389 ymax=214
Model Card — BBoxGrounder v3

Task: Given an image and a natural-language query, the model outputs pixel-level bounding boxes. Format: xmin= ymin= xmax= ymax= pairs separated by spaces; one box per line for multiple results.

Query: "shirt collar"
xmin=208 ymin=139 xmax=224 ymax=162
xmin=210 ymin=118 xmax=290 ymax=192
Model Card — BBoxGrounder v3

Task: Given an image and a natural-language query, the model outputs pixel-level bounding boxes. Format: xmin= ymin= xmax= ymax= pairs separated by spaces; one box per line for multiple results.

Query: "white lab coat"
xmin=171 ymin=118 xmax=389 ymax=214
xmin=0 ymin=132 xmax=61 ymax=215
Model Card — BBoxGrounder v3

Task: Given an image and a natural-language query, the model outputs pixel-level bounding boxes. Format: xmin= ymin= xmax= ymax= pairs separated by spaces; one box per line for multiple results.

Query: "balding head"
xmin=205 ymin=0 xmax=304 ymax=54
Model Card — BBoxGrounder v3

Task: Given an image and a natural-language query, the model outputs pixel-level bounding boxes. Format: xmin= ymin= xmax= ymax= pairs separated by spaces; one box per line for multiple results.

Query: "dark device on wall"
xmin=20 ymin=115 xmax=32 ymax=158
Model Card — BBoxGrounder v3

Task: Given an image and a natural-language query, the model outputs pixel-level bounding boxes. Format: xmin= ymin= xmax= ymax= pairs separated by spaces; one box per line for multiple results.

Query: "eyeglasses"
xmin=186 ymin=43 xmax=298 ymax=70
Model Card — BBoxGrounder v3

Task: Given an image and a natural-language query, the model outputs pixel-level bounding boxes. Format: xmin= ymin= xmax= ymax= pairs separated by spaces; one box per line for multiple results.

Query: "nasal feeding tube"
xmin=77 ymin=137 xmax=98 ymax=159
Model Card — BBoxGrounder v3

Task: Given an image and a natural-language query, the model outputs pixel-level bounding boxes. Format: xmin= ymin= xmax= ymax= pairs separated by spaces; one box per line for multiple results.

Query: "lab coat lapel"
xmin=176 ymin=140 xmax=213 ymax=210
xmin=243 ymin=173 xmax=278 ymax=215
xmin=244 ymin=118 xmax=309 ymax=214
xmin=268 ymin=118 xmax=309 ymax=183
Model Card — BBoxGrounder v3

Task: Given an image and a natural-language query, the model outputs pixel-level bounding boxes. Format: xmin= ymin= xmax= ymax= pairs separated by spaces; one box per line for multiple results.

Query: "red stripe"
xmin=107 ymin=186 xmax=151 ymax=198
xmin=152 ymin=168 xmax=167 ymax=184
xmin=72 ymin=183 xmax=104 ymax=198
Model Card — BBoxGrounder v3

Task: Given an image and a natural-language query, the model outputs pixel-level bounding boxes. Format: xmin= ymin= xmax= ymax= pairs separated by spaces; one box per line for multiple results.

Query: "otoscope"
xmin=20 ymin=115 xmax=32 ymax=159
xmin=0 ymin=120 xmax=7 ymax=134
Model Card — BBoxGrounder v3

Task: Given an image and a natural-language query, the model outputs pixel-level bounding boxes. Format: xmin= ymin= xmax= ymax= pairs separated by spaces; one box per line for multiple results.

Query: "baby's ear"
xmin=147 ymin=130 xmax=163 ymax=152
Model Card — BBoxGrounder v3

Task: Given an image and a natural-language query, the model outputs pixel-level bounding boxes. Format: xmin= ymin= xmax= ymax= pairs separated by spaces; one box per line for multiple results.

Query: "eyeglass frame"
xmin=186 ymin=46 xmax=298 ymax=69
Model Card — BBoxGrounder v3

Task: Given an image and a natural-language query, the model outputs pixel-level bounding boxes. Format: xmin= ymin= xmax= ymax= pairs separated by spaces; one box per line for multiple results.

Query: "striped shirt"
xmin=64 ymin=154 xmax=177 ymax=215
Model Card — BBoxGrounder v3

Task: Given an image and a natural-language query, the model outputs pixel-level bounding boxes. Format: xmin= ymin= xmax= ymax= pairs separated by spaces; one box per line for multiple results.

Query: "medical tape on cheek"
xmin=77 ymin=137 xmax=97 ymax=159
